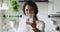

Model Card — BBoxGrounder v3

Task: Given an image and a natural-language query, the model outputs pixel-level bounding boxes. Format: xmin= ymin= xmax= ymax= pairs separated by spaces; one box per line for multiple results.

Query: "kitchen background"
xmin=0 ymin=0 xmax=60 ymax=32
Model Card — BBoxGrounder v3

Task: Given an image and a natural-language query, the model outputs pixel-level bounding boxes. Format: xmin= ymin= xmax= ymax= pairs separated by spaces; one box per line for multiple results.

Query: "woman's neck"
xmin=33 ymin=16 xmax=38 ymax=21
xmin=27 ymin=16 xmax=38 ymax=22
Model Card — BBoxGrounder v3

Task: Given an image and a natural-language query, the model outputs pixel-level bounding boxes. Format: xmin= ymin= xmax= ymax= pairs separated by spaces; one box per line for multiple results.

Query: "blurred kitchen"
xmin=0 ymin=0 xmax=60 ymax=32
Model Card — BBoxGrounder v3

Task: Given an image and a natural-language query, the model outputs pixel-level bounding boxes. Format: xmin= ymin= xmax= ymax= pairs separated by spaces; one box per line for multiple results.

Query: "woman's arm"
xmin=36 ymin=21 xmax=45 ymax=32
xmin=32 ymin=27 xmax=41 ymax=32
xmin=26 ymin=20 xmax=45 ymax=32
xmin=26 ymin=21 xmax=41 ymax=32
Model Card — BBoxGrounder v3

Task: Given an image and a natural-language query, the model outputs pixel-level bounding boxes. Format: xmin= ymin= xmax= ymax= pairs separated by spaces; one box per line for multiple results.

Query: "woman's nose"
xmin=28 ymin=10 xmax=31 ymax=14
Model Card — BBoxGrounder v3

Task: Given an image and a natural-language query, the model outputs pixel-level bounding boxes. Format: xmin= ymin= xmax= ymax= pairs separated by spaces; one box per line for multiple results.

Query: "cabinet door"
xmin=48 ymin=0 xmax=60 ymax=14
xmin=54 ymin=0 xmax=60 ymax=13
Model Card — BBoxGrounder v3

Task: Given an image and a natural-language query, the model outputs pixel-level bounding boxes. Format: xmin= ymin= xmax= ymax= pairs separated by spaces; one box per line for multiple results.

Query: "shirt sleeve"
xmin=17 ymin=22 xmax=23 ymax=32
xmin=17 ymin=18 xmax=26 ymax=32
xmin=37 ymin=21 xmax=45 ymax=32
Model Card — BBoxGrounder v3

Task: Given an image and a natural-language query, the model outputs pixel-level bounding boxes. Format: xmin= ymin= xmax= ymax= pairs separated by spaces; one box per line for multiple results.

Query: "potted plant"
xmin=8 ymin=0 xmax=19 ymax=12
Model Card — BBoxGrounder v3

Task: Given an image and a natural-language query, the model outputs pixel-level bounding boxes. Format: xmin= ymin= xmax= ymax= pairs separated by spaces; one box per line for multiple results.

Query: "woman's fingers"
xmin=26 ymin=21 xmax=36 ymax=28
xmin=26 ymin=21 xmax=31 ymax=25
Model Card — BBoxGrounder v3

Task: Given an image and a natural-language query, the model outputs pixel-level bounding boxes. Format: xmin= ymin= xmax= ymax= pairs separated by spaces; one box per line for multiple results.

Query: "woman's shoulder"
xmin=36 ymin=20 xmax=45 ymax=25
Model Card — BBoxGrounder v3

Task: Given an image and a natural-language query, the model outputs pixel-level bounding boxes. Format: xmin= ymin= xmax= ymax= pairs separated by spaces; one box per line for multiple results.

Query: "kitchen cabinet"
xmin=48 ymin=0 xmax=60 ymax=14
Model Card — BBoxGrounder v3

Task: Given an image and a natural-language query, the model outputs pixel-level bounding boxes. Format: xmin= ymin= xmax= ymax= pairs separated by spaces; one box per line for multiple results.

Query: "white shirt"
xmin=18 ymin=17 xmax=45 ymax=32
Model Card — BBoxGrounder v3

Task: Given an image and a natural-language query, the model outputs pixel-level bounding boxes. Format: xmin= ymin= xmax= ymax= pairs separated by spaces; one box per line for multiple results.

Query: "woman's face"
xmin=25 ymin=5 xmax=35 ymax=18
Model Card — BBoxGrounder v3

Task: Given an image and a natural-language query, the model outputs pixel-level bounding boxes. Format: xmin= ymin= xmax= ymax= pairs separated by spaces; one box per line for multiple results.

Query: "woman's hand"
xmin=26 ymin=21 xmax=41 ymax=32
xmin=26 ymin=21 xmax=36 ymax=28
xmin=32 ymin=27 xmax=41 ymax=32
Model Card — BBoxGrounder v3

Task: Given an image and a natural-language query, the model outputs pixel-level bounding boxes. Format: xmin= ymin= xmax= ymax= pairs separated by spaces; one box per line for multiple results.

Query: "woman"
xmin=18 ymin=1 xmax=45 ymax=32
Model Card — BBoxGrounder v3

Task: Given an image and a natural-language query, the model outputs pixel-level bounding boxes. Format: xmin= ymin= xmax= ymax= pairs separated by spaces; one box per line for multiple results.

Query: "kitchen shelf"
xmin=48 ymin=14 xmax=60 ymax=18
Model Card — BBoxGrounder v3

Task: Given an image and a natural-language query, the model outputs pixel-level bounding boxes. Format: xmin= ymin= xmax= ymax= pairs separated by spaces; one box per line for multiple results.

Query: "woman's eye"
xmin=26 ymin=9 xmax=28 ymax=11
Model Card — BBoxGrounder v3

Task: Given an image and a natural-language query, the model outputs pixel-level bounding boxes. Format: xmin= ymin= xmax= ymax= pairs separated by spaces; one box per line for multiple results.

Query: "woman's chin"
xmin=27 ymin=16 xmax=32 ymax=18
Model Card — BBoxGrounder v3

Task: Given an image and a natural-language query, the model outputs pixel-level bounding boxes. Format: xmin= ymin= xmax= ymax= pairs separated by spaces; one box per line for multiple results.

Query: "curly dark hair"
xmin=23 ymin=1 xmax=38 ymax=16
